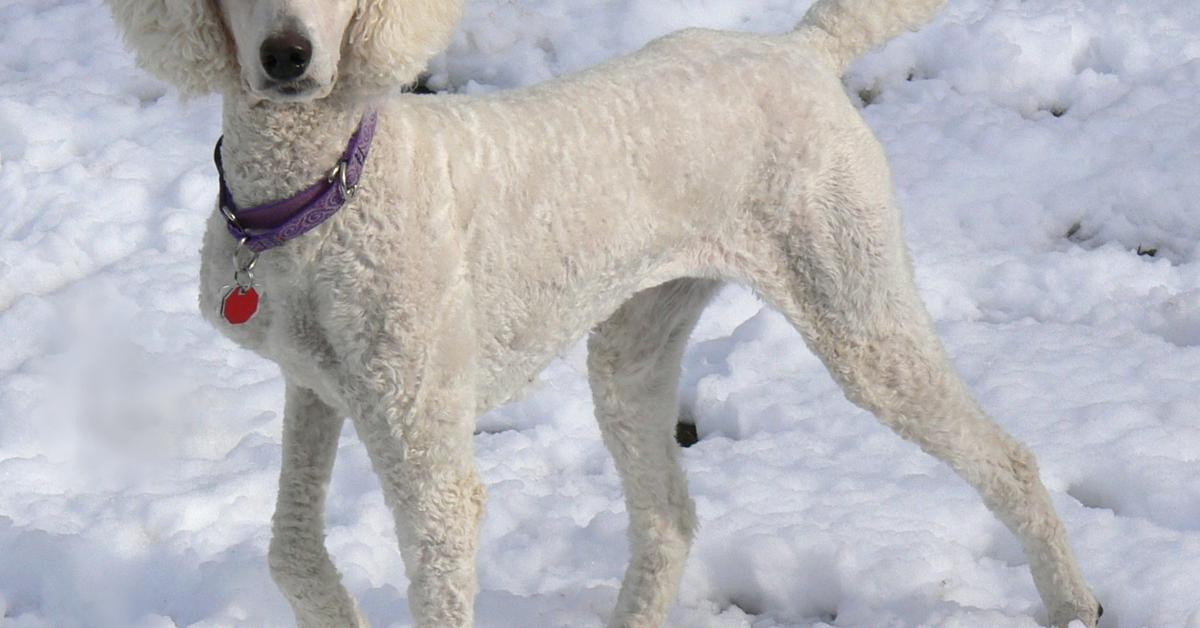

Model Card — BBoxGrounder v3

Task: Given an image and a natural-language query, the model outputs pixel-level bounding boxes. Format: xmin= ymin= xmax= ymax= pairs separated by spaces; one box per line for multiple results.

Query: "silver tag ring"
xmin=233 ymin=267 xmax=256 ymax=291
xmin=232 ymin=236 xmax=260 ymax=273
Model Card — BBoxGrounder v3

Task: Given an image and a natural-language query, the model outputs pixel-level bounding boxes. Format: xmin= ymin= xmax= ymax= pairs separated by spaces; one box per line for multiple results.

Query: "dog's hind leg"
xmin=270 ymin=384 xmax=368 ymax=628
xmin=747 ymin=171 xmax=1100 ymax=626
xmin=587 ymin=278 xmax=721 ymax=628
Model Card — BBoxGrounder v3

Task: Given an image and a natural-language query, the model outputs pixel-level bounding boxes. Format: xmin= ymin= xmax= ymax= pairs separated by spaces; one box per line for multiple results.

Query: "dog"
xmin=108 ymin=0 xmax=1102 ymax=626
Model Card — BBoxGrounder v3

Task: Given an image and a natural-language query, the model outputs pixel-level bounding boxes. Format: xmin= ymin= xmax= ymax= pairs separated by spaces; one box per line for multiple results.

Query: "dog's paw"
xmin=1055 ymin=601 xmax=1103 ymax=628
xmin=407 ymin=73 xmax=438 ymax=94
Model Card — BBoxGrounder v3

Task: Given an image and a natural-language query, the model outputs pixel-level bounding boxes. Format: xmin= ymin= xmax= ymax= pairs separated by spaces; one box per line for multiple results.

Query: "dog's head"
xmin=109 ymin=0 xmax=463 ymax=101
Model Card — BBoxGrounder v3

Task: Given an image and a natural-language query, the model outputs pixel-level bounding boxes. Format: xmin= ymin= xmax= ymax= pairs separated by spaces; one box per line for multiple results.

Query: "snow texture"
xmin=1 ymin=0 xmax=1199 ymax=626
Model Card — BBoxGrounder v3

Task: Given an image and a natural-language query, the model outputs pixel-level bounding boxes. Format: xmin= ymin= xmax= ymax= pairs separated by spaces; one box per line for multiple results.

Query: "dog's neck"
xmin=218 ymin=90 xmax=369 ymax=209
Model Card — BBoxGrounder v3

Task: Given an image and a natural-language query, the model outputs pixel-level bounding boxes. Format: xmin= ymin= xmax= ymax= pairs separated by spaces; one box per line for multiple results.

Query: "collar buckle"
xmin=326 ymin=159 xmax=358 ymax=199
xmin=219 ymin=203 xmax=243 ymax=230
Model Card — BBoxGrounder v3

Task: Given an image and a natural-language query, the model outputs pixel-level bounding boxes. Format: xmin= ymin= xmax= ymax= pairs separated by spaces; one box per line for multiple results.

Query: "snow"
xmin=1 ymin=0 xmax=1199 ymax=626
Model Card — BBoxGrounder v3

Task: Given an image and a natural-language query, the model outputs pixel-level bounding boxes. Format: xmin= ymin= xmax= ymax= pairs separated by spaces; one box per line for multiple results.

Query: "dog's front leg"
xmin=351 ymin=360 xmax=485 ymax=628
xmin=270 ymin=384 xmax=368 ymax=628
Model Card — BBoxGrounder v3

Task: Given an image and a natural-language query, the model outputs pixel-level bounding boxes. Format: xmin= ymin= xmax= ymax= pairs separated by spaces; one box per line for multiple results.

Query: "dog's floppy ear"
xmin=341 ymin=0 xmax=463 ymax=92
xmin=109 ymin=0 xmax=236 ymax=96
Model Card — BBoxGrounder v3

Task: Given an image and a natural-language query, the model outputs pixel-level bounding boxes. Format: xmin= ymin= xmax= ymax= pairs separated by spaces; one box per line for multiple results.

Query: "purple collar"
xmin=214 ymin=111 xmax=379 ymax=253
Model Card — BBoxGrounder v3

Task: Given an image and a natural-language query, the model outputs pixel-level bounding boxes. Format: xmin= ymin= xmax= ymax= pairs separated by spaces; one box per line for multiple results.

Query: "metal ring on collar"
xmin=232 ymin=235 xmax=260 ymax=273
xmin=220 ymin=203 xmax=242 ymax=229
xmin=326 ymin=159 xmax=358 ymax=198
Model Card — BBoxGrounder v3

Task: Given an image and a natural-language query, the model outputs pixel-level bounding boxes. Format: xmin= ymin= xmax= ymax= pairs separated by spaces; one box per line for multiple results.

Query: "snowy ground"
xmin=2 ymin=0 xmax=1199 ymax=626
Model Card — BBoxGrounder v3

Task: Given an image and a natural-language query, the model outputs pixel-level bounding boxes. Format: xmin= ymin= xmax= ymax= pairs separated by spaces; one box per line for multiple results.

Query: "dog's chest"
xmin=197 ymin=209 xmax=342 ymax=400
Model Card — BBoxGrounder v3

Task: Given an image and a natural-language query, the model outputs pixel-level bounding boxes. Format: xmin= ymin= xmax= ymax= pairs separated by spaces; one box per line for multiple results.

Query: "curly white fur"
xmin=108 ymin=0 xmax=1102 ymax=626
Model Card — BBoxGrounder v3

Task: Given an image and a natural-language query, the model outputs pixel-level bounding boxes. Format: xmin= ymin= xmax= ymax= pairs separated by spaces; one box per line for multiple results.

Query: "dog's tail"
xmin=794 ymin=0 xmax=947 ymax=74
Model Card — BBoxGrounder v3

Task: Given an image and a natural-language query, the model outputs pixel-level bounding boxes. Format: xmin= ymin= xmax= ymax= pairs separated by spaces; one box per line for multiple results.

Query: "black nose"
xmin=259 ymin=32 xmax=312 ymax=81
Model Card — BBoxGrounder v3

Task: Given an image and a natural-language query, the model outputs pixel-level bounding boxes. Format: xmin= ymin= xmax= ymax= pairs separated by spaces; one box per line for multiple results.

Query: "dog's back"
xmin=796 ymin=0 xmax=948 ymax=73
xmin=432 ymin=1 xmax=950 ymax=404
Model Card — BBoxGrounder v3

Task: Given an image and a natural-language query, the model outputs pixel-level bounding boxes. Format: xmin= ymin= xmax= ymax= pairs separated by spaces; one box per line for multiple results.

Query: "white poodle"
xmin=108 ymin=0 xmax=1102 ymax=626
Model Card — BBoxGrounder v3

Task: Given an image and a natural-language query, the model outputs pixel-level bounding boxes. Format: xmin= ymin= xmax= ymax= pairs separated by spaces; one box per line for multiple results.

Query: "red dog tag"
xmin=221 ymin=286 xmax=260 ymax=325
